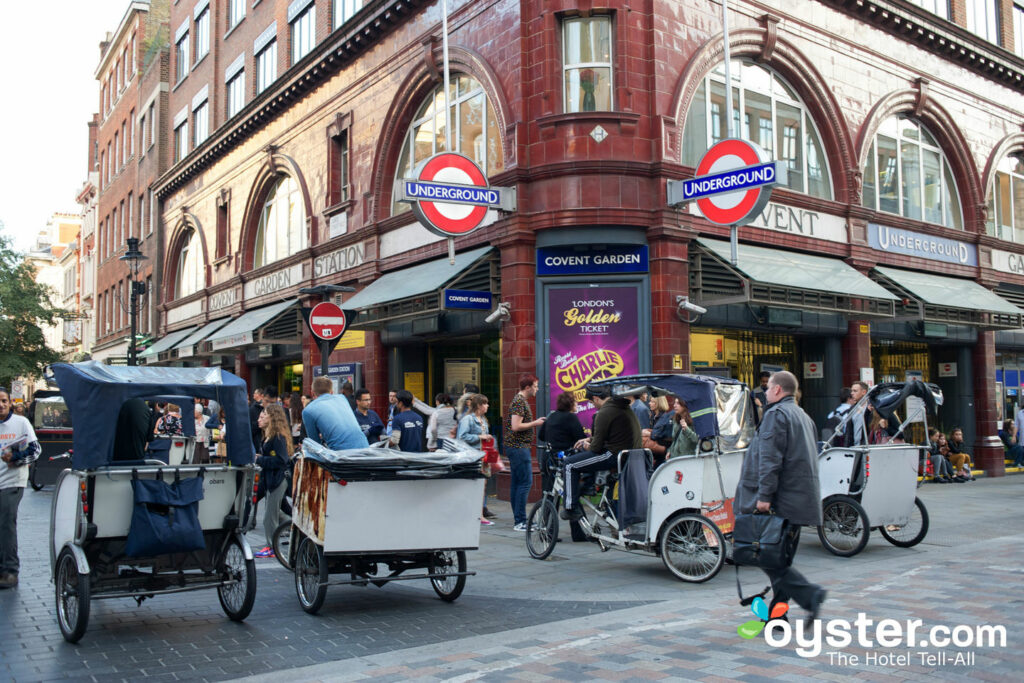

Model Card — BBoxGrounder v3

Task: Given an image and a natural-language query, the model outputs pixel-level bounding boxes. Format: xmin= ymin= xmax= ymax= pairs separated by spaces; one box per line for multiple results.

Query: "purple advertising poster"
xmin=548 ymin=286 xmax=641 ymax=429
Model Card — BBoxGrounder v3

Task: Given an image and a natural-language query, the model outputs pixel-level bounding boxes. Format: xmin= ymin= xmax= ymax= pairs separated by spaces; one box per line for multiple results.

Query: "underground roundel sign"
xmin=308 ymin=302 xmax=347 ymax=341
xmin=404 ymin=153 xmax=498 ymax=237
xmin=680 ymin=139 xmax=784 ymax=226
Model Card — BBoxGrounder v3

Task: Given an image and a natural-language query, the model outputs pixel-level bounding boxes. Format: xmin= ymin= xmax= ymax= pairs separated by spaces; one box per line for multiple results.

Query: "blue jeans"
xmin=507 ymin=447 xmax=532 ymax=524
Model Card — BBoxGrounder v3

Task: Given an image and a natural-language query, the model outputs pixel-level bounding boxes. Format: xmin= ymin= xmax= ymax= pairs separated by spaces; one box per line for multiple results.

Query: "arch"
xmin=238 ymin=149 xmax=314 ymax=272
xmin=369 ymin=44 xmax=514 ymax=224
xmin=981 ymin=132 xmax=1024 ymax=202
xmin=855 ymin=84 xmax=981 ymax=230
xmin=163 ymin=212 xmax=210 ymax=302
xmin=671 ymin=27 xmax=856 ymax=203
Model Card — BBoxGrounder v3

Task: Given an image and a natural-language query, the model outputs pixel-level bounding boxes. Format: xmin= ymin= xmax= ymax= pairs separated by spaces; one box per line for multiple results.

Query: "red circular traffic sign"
xmin=410 ymin=153 xmax=491 ymax=237
xmin=309 ymin=302 xmax=347 ymax=341
xmin=694 ymin=139 xmax=774 ymax=226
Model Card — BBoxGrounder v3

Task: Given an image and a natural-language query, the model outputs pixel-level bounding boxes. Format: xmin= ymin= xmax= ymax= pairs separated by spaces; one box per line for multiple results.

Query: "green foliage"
xmin=0 ymin=235 xmax=64 ymax=387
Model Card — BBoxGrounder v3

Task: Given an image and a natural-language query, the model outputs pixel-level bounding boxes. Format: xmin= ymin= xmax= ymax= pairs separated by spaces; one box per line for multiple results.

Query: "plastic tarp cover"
xmin=49 ymin=361 xmax=254 ymax=469
xmin=301 ymin=438 xmax=484 ymax=479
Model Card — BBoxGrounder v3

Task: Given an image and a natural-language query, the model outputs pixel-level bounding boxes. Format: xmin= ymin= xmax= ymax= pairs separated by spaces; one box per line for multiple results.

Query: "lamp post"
xmin=119 ymin=237 xmax=148 ymax=366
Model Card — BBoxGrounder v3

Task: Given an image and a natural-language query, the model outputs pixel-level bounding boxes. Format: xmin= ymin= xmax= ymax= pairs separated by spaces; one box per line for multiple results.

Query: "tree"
xmin=0 ymin=234 xmax=64 ymax=388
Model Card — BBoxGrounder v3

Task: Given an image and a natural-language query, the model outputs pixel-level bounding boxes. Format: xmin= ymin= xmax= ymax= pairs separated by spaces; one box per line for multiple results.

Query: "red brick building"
xmin=148 ymin=0 xmax=1024 ymax=475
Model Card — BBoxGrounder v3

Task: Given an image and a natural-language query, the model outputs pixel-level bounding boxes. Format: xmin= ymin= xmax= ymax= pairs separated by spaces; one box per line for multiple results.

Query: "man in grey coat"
xmin=735 ymin=371 xmax=826 ymax=621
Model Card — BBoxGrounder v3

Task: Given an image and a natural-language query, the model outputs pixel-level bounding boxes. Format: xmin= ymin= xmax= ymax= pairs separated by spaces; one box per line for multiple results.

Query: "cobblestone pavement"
xmin=2 ymin=474 xmax=1021 ymax=682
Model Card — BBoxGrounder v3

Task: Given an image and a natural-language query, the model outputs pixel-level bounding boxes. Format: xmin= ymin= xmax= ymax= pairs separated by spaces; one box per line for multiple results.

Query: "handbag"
xmin=125 ymin=474 xmax=206 ymax=557
xmin=731 ymin=512 xmax=791 ymax=570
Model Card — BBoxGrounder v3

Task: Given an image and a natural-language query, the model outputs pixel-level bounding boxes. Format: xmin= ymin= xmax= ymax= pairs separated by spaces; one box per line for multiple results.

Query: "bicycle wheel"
xmin=659 ymin=513 xmax=725 ymax=583
xmin=429 ymin=550 xmax=467 ymax=601
xmin=272 ymin=521 xmax=293 ymax=570
xmin=217 ymin=536 xmax=257 ymax=621
xmin=55 ymin=548 xmax=90 ymax=643
xmin=879 ymin=497 xmax=929 ymax=548
xmin=295 ymin=536 xmax=328 ymax=614
xmin=526 ymin=499 xmax=559 ymax=560
xmin=817 ymin=495 xmax=870 ymax=557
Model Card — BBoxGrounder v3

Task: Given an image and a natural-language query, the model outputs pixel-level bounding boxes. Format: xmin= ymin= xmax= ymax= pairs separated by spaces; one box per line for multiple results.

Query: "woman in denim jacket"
xmin=456 ymin=394 xmax=492 ymax=525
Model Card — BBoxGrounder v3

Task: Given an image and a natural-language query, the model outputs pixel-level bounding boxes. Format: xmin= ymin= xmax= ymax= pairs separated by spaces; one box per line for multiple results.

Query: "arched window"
xmin=391 ymin=75 xmax=504 ymax=214
xmin=861 ymin=117 xmax=962 ymax=230
xmin=254 ymin=175 xmax=306 ymax=268
xmin=175 ymin=229 xmax=204 ymax=299
xmin=987 ymin=153 xmax=1024 ymax=243
xmin=682 ymin=60 xmax=832 ymax=200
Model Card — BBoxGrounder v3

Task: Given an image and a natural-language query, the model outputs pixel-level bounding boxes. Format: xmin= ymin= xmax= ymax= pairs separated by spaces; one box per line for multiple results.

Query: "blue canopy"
xmin=50 ymin=362 xmax=254 ymax=469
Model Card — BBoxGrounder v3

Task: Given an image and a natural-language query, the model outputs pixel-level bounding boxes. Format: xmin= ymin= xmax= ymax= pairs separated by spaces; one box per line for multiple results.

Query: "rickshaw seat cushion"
xmin=125 ymin=476 xmax=207 ymax=557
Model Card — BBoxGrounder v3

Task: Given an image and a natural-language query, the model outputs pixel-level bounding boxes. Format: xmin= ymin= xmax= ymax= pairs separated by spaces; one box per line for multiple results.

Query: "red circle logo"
xmin=693 ymin=139 xmax=774 ymax=226
xmin=409 ymin=153 xmax=492 ymax=237
xmin=309 ymin=302 xmax=347 ymax=341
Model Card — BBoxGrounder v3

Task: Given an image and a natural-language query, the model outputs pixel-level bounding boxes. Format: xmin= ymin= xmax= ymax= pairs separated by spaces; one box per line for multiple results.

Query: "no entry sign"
xmin=667 ymin=138 xmax=786 ymax=226
xmin=308 ymin=302 xmax=347 ymax=341
xmin=394 ymin=152 xmax=516 ymax=237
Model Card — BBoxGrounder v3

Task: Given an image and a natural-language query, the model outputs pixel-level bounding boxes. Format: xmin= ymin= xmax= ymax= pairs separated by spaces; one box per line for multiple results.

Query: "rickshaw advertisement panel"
xmin=548 ymin=286 xmax=640 ymax=426
xmin=293 ymin=457 xmax=330 ymax=544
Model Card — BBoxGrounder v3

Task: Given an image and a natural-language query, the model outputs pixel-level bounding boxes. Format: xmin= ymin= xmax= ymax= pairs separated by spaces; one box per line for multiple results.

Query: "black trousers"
xmin=764 ymin=527 xmax=821 ymax=611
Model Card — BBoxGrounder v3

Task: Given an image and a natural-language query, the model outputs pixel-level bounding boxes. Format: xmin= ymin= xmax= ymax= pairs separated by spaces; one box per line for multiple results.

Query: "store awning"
xmin=171 ymin=317 xmax=232 ymax=358
xmin=690 ymin=238 xmax=897 ymax=317
xmin=207 ymin=299 xmax=300 ymax=351
xmin=138 ymin=326 xmax=198 ymax=364
xmin=872 ymin=267 xmax=1023 ymax=329
xmin=343 ymin=246 xmax=496 ymax=327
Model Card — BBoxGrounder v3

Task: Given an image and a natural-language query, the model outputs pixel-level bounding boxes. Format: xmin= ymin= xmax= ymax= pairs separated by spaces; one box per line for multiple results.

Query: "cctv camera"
xmin=485 ymin=302 xmax=510 ymax=324
xmin=676 ymin=296 xmax=707 ymax=315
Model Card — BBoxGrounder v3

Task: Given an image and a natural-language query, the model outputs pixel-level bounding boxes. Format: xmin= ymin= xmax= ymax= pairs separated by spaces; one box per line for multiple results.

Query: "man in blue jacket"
xmin=302 ymin=377 xmax=369 ymax=451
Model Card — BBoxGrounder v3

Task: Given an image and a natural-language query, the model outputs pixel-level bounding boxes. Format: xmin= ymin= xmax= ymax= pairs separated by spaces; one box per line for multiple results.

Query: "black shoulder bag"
xmin=732 ymin=511 xmax=791 ymax=605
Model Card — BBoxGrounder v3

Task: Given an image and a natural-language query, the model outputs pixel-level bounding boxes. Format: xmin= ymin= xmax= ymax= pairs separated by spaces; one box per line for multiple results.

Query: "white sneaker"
xmin=513 ymin=522 xmax=527 ymax=531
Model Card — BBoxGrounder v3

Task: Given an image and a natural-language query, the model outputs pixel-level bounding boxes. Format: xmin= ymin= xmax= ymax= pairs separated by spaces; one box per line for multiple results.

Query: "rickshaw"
xmin=280 ymin=439 xmax=485 ymax=614
xmin=526 ymin=373 xmax=755 ymax=583
xmin=27 ymin=392 xmax=73 ymax=491
xmin=815 ymin=380 xmax=939 ymax=556
xmin=47 ymin=362 xmax=259 ymax=643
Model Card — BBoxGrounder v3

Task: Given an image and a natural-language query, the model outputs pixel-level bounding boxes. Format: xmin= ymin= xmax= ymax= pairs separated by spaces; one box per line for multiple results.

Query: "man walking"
xmin=736 ymin=371 xmax=825 ymax=621
xmin=504 ymin=375 xmax=546 ymax=531
xmin=303 ymin=377 xmax=369 ymax=450
xmin=0 ymin=386 xmax=41 ymax=588
xmin=389 ymin=391 xmax=425 ymax=452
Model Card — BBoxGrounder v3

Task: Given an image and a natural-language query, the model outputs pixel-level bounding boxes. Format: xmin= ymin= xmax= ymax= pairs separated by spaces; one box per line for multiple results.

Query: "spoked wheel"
xmin=429 ymin=550 xmax=467 ymax=602
xmin=659 ymin=513 xmax=726 ymax=583
xmin=217 ymin=536 xmax=257 ymax=621
xmin=272 ymin=521 xmax=293 ymax=570
xmin=295 ymin=536 xmax=328 ymax=614
xmin=817 ymin=494 xmax=870 ymax=557
xmin=526 ymin=499 xmax=559 ymax=560
xmin=55 ymin=548 xmax=90 ymax=643
xmin=879 ymin=497 xmax=929 ymax=548
xmin=29 ymin=462 xmax=44 ymax=491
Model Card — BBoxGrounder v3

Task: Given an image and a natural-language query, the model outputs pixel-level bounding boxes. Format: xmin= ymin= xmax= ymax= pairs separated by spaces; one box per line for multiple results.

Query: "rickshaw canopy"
xmin=50 ymin=361 xmax=254 ymax=469
xmin=868 ymin=381 xmax=942 ymax=422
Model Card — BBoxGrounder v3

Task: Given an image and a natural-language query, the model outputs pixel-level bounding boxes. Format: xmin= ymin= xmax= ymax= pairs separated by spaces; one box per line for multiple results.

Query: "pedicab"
xmin=279 ymin=439 xmax=485 ymax=614
xmin=47 ymin=362 xmax=259 ymax=643
xmin=27 ymin=392 xmax=73 ymax=491
xmin=816 ymin=380 xmax=940 ymax=556
xmin=526 ymin=373 xmax=756 ymax=583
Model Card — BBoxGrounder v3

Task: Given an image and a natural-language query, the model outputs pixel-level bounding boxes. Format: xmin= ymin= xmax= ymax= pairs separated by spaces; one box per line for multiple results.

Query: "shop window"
xmin=333 ymin=0 xmax=362 ymax=29
xmin=562 ymin=15 xmax=613 ymax=113
xmin=682 ymin=61 xmax=832 ymax=200
xmin=862 ymin=116 xmax=962 ymax=230
xmin=175 ymin=229 xmax=205 ymax=299
xmin=254 ymin=175 xmax=306 ymax=268
xmin=966 ymin=0 xmax=999 ymax=44
xmin=391 ymin=75 xmax=504 ymax=215
xmin=986 ymin=153 xmax=1024 ymax=243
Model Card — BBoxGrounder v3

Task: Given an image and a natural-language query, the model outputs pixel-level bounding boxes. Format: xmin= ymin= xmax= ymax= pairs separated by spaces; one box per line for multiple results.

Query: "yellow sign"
xmin=554 ymin=349 xmax=624 ymax=393
xmin=336 ymin=330 xmax=366 ymax=349
xmin=404 ymin=372 xmax=425 ymax=401
xmin=672 ymin=354 xmax=684 ymax=370
xmin=859 ymin=324 xmax=870 ymax=335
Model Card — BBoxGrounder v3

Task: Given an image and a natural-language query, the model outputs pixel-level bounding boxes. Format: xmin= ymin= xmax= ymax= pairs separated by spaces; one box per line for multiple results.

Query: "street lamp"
xmin=119 ymin=237 xmax=148 ymax=366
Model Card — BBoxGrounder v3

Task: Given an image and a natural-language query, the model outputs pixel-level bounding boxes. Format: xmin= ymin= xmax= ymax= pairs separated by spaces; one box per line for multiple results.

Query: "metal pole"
xmin=441 ymin=0 xmax=452 ymax=152
xmin=722 ymin=0 xmax=738 ymax=266
xmin=320 ymin=339 xmax=330 ymax=381
xmin=128 ymin=277 xmax=138 ymax=366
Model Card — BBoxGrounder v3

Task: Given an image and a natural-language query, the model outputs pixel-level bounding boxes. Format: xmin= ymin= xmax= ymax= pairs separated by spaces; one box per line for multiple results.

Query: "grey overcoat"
xmin=735 ymin=395 xmax=822 ymax=526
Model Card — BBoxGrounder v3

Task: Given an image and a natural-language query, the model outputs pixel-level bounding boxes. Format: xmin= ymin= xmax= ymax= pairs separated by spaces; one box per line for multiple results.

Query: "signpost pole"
xmin=441 ymin=0 xmax=455 ymax=265
xmin=721 ymin=0 xmax=739 ymax=265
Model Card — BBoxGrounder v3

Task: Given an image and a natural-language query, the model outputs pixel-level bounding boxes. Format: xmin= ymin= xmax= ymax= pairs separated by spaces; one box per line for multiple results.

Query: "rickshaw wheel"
xmin=218 ymin=537 xmax=257 ymax=621
xmin=817 ymin=495 xmax=870 ymax=557
xmin=55 ymin=548 xmax=90 ymax=643
xmin=295 ymin=536 xmax=328 ymax=614
xmin=659 ymin=513 xmax=726 ymax=583
xmin=879 ymin=497 xmax=929 ymax=548
xmin=272 ymin=521 xmax=293 ymax=570
xmin=526 ymin=500 xmax=559 ymax=560
xmin=29 ymin=462 xmax=44 ymax=491
xmin=429 ymin=550 xmax=467 ymax=601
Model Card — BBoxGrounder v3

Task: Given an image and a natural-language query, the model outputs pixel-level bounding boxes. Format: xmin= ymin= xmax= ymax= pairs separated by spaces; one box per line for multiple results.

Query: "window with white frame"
xmin=228 ymin=0 xmax=245 ymax=29
xmin=256 ymin=41 xmax=277 ymax=93
xmin=193 ymin=99 xmax=209 ymax=146
xmin=254 ymin=175 xmax=307 ymax=268
xmin=333 ymin=0 xmax=362 ymax=29
xmin=1014 ymin=2 xmax=1024 ymax=58
xmin=986 ymin=153 xmax=1024 ymax=243
xmin=682 ymin=60 xmax=832 ymax=199
xmin=966 ymin=0 xmax=999 ymax=43
xmin=129 ymin=109 xmax=135 ymax=157
xmin=392 ymin=75 xmax=504 ymax=214
xmin=227 ymin=70 xmax=246 ymax=117
xmin=291 ymin=4 xmax=316 ymax=64
xmin=175 ymin=30 xmax=190 ymax=82
xmin=127 ymin=192 xmax=133 ymax=240
xmin=562 ymin=16 xmax=613 ymax=113
xmin=139 ymin=112 xmax=147 ymax=153
xmin=906 ymin=0 xmax=949 ymax=18
xmin=195 ymin=6 xmax=210 ymax=62
xmin=175 ymin=229 xmax=205 ymax=298
xmin=147 ymin=103 xmax=155 ymax=150
xmin=139 ymin=194 xmax=145 ymax=239
xmin=174 ymin=120 xmax=189 ymax=162
xmin=861 ymin=116 xmax=962 ymax=229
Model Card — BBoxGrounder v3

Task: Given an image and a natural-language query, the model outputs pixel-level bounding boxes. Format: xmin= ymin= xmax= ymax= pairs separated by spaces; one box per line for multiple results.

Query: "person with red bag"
xmin=457 ymin=394 xmax=497 ymax=525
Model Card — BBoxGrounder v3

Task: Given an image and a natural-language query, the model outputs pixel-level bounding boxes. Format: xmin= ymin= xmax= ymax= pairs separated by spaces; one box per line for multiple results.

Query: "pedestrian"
xmin=504 ymin=375 xmax=546 ymax=531
xmin=340 ymin=381 xmax=357 ymax=410
xmin=1001 ymin=419 xmax=1024 ymax=467
xmin=537 ymin=391 xmax=586 ymax=492
xmin=0 ymin=386 xmax=42 ymax=588
xmin=822 ymin=387 xmax=854 ymax=441
xmin=457 ymin=394 xmax=494 ymax=525
xmin=155 ymin=403 xmax=185 ymax=436
xmin=751 ymin=370 xmax=771 ymax=417
xmin=193 ymin=403 xmax=211 ymax=464
xmin=385 ymin=390 xmax=399 ymax=437
xmin=735 ymin=370 xmax=826 ymax=621
xmin=288 ymin=393 xmax=305 ymax=441
xmin=426 ymin=393 xmax=458 ymax=450
xmin=629 ymin=393 xmax=650 ymax=429
xmin=389 ymin=390 xmax=425 ymax=452
xmin=353 ymin=388 xmax=385 ymax=442
xmin=255 ymin=404 xmax=292 ymax=558
xmin=303 ymin=377 xmax=370 ymax=451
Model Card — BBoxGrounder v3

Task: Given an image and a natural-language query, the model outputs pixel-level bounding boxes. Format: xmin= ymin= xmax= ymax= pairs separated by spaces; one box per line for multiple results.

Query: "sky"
xmin=0 ymin=1 xmax=130 ymax=253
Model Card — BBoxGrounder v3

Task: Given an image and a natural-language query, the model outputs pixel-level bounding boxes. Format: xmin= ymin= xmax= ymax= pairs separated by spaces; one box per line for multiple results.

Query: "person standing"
xmin=303 ymin=377 xmax=370 ymax=450
xmin=735 ymin=371 xmax=826 ymax=621
xmin=504 ymin=376 xmax=546 ymax=531
xmin=751 ymin=371 xmax=771 ymax=416
xmin=340 ymin=381 xmax=357 ymax=410
xmin=426 ymin=393 xmax=458 ymax=450
xmin=385 ymin=390 xmax=399 ymax=437
xmin=353 ymin=388 xmax=385 ymax=442
xmin=629 ymin=394 xmax=651 ymax=430
xmin=537 ymin=391 xmax=585 ymax=492
xmin=389 ymin=391 xmax=425 ymax=452
xmin=0 ymin=387 xmax=41 ymax=588
xmin=457 ymin=394 xmax=494 ymax=525
xmin=254 ymin=404 xmax=292 ymax=558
